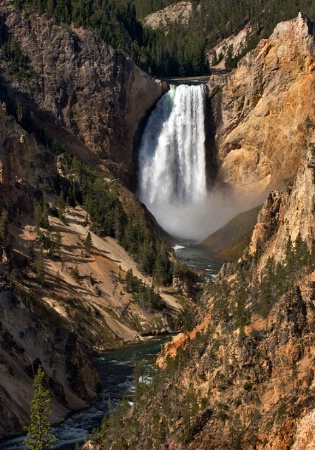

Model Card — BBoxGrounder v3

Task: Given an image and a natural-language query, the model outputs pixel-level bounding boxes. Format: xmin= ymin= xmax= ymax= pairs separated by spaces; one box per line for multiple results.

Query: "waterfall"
xmin=137 ymin=84 xmax=208 ymax=240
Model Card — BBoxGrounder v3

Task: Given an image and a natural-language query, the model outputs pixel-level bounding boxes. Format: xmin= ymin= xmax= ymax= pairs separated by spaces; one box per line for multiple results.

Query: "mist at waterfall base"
xmin=138 ymin=84 xmax=243 ymax=242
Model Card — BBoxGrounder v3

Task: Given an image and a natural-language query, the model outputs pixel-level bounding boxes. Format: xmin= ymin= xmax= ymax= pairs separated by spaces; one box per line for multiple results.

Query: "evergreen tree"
xmin=125 ymin=268 xmax=134 ymax=293
xmin=0 ymin=208 xmax=9 ymax=249
xmin=36 ymin=249 xmax=45 ymax=286
xmin=84 ymin=231 xmax=93 ymax=253
xmin=24 ymin=366 xmax=56 ymax=450
xmin=34 ymin=200 xmax=49 ymax=233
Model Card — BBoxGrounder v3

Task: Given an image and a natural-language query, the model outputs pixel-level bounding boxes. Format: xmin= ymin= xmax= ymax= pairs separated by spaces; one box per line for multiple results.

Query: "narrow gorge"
xmin=90 ymin=12 xmax=315 ymax=450
xmin=0 ymin=1 xmax=315 ymax=449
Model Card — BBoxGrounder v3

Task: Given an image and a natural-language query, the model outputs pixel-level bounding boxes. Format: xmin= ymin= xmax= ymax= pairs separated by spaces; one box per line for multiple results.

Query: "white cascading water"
xmin=138 ymin=84 xmax=209 ymax=240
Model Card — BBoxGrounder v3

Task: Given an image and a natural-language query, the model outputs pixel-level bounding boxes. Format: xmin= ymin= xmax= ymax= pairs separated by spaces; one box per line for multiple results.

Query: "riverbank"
xmin=0 ymin=336 xmax=172 ymax=450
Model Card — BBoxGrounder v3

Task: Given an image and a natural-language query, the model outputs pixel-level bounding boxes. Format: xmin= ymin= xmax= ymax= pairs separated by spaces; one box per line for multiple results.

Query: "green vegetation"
xmin=0 ymin=35 xmax=34 ymax=78
xmin=90 ymin=232 xmax=315 ymax=448
xmin=35 ymin=249 xmax=45 ymax=286
xmin=84 ymin=231 xmax=93 ymax=253
xmin=13 ymin=0 xmax=315 ymax=77
xmin=91 ymin=349 xmax=195 ymax=448
xmin=24 ymin=366 xmax=56 ymax=450
xmin=34 ymin=200 xmax=49 ymax=233
xmin=48 ymin=154 xmax=173 ymax=284
xmin=0 ymin=209 xmax=9 ymax=251
xmin=124 ymin=268 xmax=165 ymax=311
xmin=213 ymin=233 xmax=315 ymax=334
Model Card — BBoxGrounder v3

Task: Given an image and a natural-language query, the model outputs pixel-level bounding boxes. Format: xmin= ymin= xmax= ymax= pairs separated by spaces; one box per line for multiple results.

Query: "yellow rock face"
xmin=209 ymin=14 xmax=315 ymax=207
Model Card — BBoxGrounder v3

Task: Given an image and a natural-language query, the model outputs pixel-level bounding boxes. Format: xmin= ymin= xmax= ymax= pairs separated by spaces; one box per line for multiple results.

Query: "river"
xmin=0 ymin=336 xmax=170 ymax=450
xmin=173 ymin=240 xmax=224 ymax=279
xmin=1 ymin=243 xmax=224 ymax=450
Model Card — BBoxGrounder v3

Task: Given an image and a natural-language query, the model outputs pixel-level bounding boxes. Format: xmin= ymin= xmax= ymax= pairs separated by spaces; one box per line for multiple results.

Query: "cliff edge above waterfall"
xmin=0 ymin=8 xmax=167 ymax=184
xmin=208 ymin=13 xmax=315 ymax=208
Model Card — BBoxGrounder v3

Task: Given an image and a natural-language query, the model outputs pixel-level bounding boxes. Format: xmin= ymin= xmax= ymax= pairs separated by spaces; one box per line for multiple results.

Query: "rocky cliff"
xmin=93 ymin=84 xmax=315 ymax=450
xmin=0 ymin=282 xmax=100 ymax=439
xmin=90 ymin=15 xmax=315 ymax=449
xmin=0 ymin=9 xmax=184 ymax=438
xmin=208 ymin=13 xmax=315 ymax=209
xmin=0 ymin=7 xmax=167 ymax=185
xmin=143 ymin=1 xmax=195 ymax=31
xmin=0 ymin=97 xmax=185 ymax=438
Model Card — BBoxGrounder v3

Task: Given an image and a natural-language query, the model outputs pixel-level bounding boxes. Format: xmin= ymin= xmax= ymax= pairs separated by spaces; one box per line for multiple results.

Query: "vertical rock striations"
xmin=208 ymin=13 xmax=315 ymax=207
xmin=0 ymin=9 xmax=167 ymax=184
xmin=94 ymin=15 xmax=315 ymax=450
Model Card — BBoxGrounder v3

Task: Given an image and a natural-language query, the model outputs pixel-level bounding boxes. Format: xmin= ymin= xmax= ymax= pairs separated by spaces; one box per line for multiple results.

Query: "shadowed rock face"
xmin=100 ymin=74 xmax=315 ymax=450
xmin=0 ymin=283 xmax=100 ymax=439
xmin=0 ymin=9 xmax=167 ymax=185
xmin=208 ymin=13 xmax=315 ymax=207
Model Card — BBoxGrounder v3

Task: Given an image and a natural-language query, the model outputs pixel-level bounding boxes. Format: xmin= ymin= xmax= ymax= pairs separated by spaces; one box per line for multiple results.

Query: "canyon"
xmin=0 ymin=5 xmax=178 ymax=438
xmin=0 ymin=2 xmax=315 ymax=449
xmin=88 ymin=13 xmax=315 ymax=450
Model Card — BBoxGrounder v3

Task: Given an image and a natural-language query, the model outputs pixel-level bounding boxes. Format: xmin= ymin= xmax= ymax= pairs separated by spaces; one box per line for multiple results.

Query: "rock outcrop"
xmin=92 ymin=15 xmax=315 ymax=449
xmin=0 ymin=102 xmax=183 ymax=438
xmin=208 ymin=13 xmax=315 ymax=207
xmin=0 ymin=282 xmax=100 ymax=439
xmin=208 ymin=23 xmax=252 ymax=69
xmin=0 ymin=8 xmax=167 ymax=184
xmin=143 ymin=1 xmax=195 ymax=31
xmin=248 ymin=143 xmax=315 ymax=274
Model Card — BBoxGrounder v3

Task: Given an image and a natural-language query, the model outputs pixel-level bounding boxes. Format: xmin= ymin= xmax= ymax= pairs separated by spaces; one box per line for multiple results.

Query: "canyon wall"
xmin=0 ymin=7 xmax=167 ymax=184
xmin=0 ymin=101 xmax=183 ymax=438
xmin=208 ymin=13 xmax=315 ymax=208
xmin=0 ymin=8 xmax=179 ymax=437
xmin=0 ymin=283 xmax=100 ymax=439
xmin=96 ymin=72 xmax=315 ymax=450
xmin=91 ymin=15 xmax=315 ymax=449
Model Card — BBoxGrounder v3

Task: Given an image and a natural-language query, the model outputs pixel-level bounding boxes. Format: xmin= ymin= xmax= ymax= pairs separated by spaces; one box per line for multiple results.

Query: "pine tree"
xmin=36 ymin=249 xmax=45 ymax=286
xmin=125 ymin=268 xmax=134 ymax=293
xmin=84 ymin=231 xmax=93 ymax=253
xmin=24 ymin=366 xmax=56 ymax=450
xmin=0 ymin=208 xmax=9 ymax=249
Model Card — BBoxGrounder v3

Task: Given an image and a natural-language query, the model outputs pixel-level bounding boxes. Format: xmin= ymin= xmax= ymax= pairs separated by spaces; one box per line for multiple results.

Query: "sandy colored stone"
xmin=209 ymin=14 xmax=315 ymax=209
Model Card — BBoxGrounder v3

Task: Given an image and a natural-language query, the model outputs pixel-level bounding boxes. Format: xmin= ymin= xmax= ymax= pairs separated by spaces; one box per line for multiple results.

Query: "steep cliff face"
xmin=208 ymin=13 xmax=315 ymax=206
xmin=0 ymin=69 xmax=181 ymax=439
xmin=0 ymin=282 xmax=100 ymax=439
xmin=0 ymin=8 xmax=166 ymax=184
xmin=91 ymin=16 xmax=315 ymax=449
xmin=94 ymin=109 xmax=315 ymax=450
xmin=249 ymin=144 xmax=315 ymax=273
xmin=0 ymin=101 xmax=55 ymax=216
